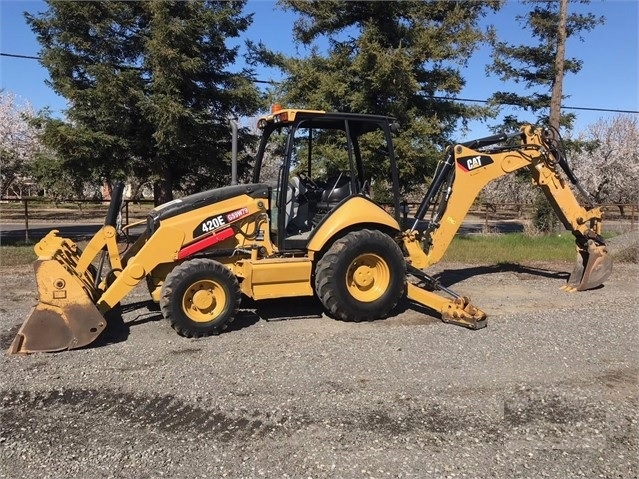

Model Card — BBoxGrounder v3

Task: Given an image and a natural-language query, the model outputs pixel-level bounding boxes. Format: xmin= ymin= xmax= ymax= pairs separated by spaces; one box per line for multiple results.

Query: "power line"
xmin=253 ymin=79 xmax=277 ymax=85
xmin=3 ymin=51 xmax=638 ymax=115
xmin=1 ymin=51 xmax=279 ymax=83
xmin=434 ymin=96 xmax=639 ymax=115
xmin=1 ymin=52 xmax=41 ymax=60
xmin=561 ymin=105 xmax=638 ymax=114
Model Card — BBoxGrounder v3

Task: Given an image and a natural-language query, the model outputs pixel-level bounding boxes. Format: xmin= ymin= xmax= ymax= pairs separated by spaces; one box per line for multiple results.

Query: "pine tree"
xmin=485 ymin=1 xmax=603 ymax=232
xmin=27 ymin=0 xmax=262 ymax=203
xmin=487 ymin=0 xmax=604 ymax=131
xmin=252 ymin=0 xmax=500 ymax=191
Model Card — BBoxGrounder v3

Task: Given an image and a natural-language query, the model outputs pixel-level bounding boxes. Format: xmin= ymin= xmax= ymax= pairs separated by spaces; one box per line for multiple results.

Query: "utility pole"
xmin=230 ymin=118 xmax=238 ymax=185
xmin=549 ymin=0 xmax=568 ymax=132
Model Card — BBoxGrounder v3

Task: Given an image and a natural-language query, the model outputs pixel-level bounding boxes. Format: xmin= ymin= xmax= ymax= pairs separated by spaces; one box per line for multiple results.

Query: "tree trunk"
xmin=102 ymin=181 xmax=113 ymax=200
xmin=128 ymin=179 xmax=147 ymax=202
xmin=549 ymin=0 xmax=568 ymax=132
xmin=153 ymin=175 xmax=173 ymax=206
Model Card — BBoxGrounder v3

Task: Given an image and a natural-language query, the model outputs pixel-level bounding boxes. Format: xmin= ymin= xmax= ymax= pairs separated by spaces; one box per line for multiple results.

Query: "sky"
xmin=1 ymin=0 xmax=637 ymax=138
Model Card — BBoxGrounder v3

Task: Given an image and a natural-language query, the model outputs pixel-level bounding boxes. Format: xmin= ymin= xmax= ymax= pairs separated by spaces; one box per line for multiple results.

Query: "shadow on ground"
xmin=87 ymin=296 xmax=326 ymax=349
xmin=0 ymin=262 xmax=570 ymax=352
xmin=433 ymin=262 xmax=569 ymax=287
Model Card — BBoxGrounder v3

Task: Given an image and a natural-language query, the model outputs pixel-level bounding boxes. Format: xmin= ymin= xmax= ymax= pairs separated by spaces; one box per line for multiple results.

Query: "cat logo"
xmin=456 ymin=154 xmax=494 ymax=172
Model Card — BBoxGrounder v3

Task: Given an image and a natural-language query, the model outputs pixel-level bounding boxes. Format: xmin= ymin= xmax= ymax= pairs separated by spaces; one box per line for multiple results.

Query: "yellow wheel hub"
xmin=346 ymin=253 xmax=390 ymax=302
xmin=182 ymin=279 xmax=226 ymax=323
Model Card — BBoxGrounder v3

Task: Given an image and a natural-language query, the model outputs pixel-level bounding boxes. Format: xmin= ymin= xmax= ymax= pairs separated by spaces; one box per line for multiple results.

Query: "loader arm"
xmin=403 ymin=125 xmax=611 ymax=292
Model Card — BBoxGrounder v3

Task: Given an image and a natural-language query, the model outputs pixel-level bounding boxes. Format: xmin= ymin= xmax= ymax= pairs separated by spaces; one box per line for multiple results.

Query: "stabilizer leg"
xmin=406 ymin=265 xmax=487 ymax=329
xmin=406 ymin=284 xmax=487 ymax=329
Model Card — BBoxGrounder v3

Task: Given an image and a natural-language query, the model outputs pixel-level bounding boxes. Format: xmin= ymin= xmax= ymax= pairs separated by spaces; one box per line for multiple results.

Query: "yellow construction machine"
xmin=8 ymin=108 xmax=612 ymax=354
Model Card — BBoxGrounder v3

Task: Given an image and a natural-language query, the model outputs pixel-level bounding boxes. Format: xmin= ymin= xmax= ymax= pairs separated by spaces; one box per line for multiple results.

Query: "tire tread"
xmin=160 ymin=258 xmax=241 ymax=338
xmin=314 ymin=229 xmax=406 ymax=322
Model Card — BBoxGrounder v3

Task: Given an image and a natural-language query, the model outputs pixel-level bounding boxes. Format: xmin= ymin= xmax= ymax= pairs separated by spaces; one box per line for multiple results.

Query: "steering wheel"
xmin=296 ymin=171 xmax=319 ymax=189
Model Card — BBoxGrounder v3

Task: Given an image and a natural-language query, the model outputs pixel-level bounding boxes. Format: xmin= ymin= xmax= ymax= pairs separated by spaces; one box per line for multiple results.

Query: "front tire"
xmin=160 ymin=259 xmax=241 ymax=338
xmin=314 ymin=229 xmax=406 ymax=322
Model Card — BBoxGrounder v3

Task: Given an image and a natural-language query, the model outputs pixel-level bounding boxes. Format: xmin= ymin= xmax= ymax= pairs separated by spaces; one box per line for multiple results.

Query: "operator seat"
xmin=319 ymin=172 xmax=357 ymax=210
xmin=285 ymin=175 xmax=310 ymax=235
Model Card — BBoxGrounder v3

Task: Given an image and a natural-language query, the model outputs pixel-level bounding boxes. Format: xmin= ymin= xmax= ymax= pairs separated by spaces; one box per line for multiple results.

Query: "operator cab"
xmin=252 ymin=107 xmax=401 ymax=251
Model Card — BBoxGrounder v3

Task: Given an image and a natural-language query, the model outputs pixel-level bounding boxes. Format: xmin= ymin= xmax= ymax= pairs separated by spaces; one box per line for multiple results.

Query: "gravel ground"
xmin=0 ymin=240 xmax=637 ymax=478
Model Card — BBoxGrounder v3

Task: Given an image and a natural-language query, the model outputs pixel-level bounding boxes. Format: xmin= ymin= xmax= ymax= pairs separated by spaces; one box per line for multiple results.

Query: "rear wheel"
xmin=314 ymin=229 xmax=406 ymax=322
xmin=160 ymin=259 xmax=241 ymax=338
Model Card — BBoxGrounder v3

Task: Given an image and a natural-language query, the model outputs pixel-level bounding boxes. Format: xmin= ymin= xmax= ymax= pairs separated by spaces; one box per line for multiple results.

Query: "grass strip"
xmin=442 ymin=233 xmax=579 ymax=263
xmin=0 ymin=242 xmax=38 ymax=267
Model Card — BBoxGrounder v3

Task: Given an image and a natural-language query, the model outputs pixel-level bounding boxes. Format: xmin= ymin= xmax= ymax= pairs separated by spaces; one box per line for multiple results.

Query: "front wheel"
xmin=160 ymin=259 xmax=241 ymax=338
xmin=314 ymin=229 xmax=406 ymax=322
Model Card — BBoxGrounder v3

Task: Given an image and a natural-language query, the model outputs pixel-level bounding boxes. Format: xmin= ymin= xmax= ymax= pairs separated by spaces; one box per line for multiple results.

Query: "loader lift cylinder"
xmin=95 ymin=182 xmax=125 ymax=288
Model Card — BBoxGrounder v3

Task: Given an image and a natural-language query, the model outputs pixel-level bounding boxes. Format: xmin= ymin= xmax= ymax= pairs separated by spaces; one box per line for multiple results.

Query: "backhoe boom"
xmin=403 ymin=125 xmax=611 ymax=292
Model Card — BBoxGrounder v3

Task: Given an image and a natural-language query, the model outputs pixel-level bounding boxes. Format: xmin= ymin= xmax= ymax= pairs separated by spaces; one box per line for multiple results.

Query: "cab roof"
xmin=256 ymin=108 xmax=396 ymax=135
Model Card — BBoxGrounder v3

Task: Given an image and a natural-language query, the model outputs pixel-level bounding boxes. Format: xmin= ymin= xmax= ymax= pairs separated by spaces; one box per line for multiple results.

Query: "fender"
xmin=306 ymin=196 xmax=401 ymax=253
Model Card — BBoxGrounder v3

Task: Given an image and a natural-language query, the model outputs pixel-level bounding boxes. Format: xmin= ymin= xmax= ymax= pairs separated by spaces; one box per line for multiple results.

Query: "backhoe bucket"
xmin=564 ymin=240 xmax=612 ymax=292
xmin=7 ymin=238 xmax=107 ymax=354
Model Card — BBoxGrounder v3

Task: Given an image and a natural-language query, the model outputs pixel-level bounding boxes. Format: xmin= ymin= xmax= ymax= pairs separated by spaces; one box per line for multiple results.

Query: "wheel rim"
xmin=345 ymin=253 xmax=390 ymax=302
xmin=182 ymin=279 xmax=227 ymax=323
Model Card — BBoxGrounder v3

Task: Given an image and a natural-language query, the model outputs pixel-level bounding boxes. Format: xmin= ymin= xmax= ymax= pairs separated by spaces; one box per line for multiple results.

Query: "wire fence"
xmin=396 ymin=201 xmax=638 ymax=234
xmin=0 ymin=198 xmax=155 ymax=243
xmin=1 ymin=197 xmax=637 ymax=244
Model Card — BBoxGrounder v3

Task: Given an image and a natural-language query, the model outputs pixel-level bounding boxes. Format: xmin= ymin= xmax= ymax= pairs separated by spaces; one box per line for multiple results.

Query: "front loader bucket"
xmin=7 ymin=256 xmax=106 ymax=355
xmin=8 ymin=301 xmax=106 ymax=354
xmin=564 ymin=240 xmax=613 ymax=292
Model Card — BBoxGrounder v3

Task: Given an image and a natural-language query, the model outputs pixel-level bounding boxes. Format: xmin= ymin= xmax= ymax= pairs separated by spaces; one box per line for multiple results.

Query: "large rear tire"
xmin=314 ymin=229 xmax=406 ymax=322
xmin=160 ymin=259 xmax=241 ymax=338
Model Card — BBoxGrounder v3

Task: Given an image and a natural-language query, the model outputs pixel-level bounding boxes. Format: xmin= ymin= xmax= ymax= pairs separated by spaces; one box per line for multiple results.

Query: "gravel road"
xmin=0 ymin=256 xmax=637 ymax=478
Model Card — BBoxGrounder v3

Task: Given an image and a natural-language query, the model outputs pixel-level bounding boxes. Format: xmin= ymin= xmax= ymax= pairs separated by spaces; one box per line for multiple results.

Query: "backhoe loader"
xmin=8 ymin=108 xmax=612 ymax=354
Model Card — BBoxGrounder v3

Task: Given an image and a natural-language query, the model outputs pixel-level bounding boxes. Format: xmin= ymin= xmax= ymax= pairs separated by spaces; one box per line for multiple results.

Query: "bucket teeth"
xmin=559 ymin=285 xmax=577 ymax=293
